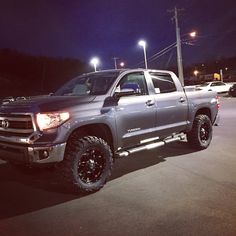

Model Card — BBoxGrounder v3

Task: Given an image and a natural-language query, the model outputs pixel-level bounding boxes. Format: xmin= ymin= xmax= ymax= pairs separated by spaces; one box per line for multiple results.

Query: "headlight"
xmin=36 ymin=112 xmax=70 ymax=131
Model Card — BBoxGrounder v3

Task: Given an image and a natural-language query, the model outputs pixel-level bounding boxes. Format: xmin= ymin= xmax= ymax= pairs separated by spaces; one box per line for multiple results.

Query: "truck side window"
xmin=118 ymin=72 xmax=148 ymax=95
xmin=150 ymin=72 xmax=176 ymax=94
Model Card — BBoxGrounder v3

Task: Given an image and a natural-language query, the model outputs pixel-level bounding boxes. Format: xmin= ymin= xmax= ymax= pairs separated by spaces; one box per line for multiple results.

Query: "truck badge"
xmin=1 ymin=119 xmax=10 ymax=129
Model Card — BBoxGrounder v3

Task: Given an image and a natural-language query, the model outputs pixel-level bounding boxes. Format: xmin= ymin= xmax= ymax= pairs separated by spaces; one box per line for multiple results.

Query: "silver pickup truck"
xmin=0 ymin=69 xmax=219 ymax=193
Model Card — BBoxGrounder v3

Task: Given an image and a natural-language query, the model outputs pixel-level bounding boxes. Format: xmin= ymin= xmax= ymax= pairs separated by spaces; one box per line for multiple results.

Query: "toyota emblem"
xmin=1 ymin=119 xmax=10 ymax=129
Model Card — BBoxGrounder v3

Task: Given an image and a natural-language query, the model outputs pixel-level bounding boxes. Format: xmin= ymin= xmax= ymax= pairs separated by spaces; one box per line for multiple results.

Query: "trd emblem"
xmin=1 ymin=119 xmax=10 ymax=129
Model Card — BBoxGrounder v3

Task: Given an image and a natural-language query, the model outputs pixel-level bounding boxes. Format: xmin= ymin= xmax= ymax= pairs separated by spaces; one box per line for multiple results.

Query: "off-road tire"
xmin=187 ymin=114 xmax=212 ymax=150
xmin=61 ymin=135 xmax=113 ymax=193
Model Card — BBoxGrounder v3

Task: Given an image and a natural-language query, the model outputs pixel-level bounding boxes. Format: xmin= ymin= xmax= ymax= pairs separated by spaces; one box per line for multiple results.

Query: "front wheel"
xmin=187 ymin=114 xmax=213 ymax=150
xmin=61 ymin=135 xmax=113 ymax=193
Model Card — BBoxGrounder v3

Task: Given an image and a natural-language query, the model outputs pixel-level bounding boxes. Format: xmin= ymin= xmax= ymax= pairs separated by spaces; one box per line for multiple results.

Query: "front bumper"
xmin=0 ymin=142 xmax=66 ymax=164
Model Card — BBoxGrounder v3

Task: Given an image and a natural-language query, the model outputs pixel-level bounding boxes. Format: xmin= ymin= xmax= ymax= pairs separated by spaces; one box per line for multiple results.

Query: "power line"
xmin=148 ymin=45 xmax=176 ymax=63
xmin=165 ymin=51 xmax=174 ymax=69
xmin=132 ymin=42 xmax=176 ymax=68
xmin=148 ymin=43 xmax=176 ymax=62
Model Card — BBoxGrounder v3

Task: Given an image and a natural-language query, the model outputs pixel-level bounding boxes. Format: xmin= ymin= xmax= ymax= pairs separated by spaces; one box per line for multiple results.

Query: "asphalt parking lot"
xmin=0 ymin=95 xmax=235 ymax=236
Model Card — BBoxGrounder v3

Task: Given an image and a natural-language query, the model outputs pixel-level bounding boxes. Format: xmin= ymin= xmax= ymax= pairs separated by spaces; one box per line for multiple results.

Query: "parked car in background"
xmin=228 ymin=84 xmax=236 ymax=97
xmin=0 ymin=96 xmax=14 ymax=105
xmin=197 ymin=81 xmax=231 ymax=93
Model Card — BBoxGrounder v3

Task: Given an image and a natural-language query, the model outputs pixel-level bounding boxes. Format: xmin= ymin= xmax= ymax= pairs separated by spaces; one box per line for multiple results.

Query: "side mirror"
xmin=115 ymin=89 xmax=136 ymax=97
xmin=114 ymin=87 xmax=141 ymax=99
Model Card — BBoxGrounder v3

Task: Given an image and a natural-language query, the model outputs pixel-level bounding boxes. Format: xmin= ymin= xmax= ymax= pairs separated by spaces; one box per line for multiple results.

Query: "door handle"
xmin=179 ymin=97 xmax=185 ymax=103
xmin=146 ymin=100 xmax=155 ymax=107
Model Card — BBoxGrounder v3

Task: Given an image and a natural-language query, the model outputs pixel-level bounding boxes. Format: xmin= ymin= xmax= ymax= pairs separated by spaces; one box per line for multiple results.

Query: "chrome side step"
xmin=117 ymin=134 xmax=185 ymax=158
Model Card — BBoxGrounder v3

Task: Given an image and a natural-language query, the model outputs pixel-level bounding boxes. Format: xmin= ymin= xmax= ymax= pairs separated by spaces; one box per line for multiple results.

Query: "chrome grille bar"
xmin=0 ymin=113 xmax=35 ymax=136
xmin=0 ymin=127 xmax=34 ymax=133
xmin=0 ymin=117 xmax=32 ymax=122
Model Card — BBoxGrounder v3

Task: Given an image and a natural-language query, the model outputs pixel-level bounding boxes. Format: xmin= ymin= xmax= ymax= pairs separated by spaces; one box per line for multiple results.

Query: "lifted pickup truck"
xmin=0 ymin=69 xmax=219 ymax=193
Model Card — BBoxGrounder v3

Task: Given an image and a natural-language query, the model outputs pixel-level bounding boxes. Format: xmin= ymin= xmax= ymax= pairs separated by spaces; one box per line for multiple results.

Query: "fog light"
xmin=39 ymin=150 xmax=49 ymax=160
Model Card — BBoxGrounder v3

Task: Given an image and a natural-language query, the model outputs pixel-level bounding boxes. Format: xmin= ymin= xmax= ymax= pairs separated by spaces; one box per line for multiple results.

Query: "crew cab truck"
xmin=0 ymin=69 xmax=219 ymax=193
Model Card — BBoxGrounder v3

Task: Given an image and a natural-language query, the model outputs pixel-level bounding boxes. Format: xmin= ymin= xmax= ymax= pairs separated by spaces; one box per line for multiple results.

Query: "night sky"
xmin=0 ymin=0 xmax=236 ymax=69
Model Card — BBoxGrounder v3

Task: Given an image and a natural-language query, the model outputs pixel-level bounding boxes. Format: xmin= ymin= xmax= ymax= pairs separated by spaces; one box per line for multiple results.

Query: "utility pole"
xmin=112 ymin=57 xmax=119 ymax=69
xmin=168 ymin=7 xmax=185 ymax=86
xmin=220 ymin=69 xmax=223 ymax=82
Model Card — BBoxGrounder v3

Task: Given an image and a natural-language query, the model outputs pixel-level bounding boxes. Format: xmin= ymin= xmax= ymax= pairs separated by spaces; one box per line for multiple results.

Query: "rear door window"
xmin=149 ymin=72 xmax=176 ymax=94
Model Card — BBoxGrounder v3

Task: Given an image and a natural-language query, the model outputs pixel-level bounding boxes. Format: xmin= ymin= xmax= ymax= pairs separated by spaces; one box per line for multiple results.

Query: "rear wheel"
xmin=61 ymin=135 xmax=113 ymax=193
xmin=187 ymin=114 xmax=212 ymax=150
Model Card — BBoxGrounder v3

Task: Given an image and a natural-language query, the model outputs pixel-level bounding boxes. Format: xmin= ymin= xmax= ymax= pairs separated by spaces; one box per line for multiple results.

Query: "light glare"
xmin=120 ymin=62 xmax=125 ymax=67
xmin=190 ymin=31 xmax=197 ymax=38
xmin=138 ymin=40 xmax=146 ymax=47
xmin=193 ymin=70 xmax=199 ymax=76
xmin=36 ymin=112 xmax=70 ymax=131
xmin=90 ymin=57 xmax=100 ymax=72
xmin=90 ymin=57 xmax=99 ymax=65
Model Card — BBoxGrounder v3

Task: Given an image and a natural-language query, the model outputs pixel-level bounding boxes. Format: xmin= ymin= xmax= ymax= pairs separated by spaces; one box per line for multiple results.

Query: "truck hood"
xmin=0 ymin=95 xmax=96 ymax=113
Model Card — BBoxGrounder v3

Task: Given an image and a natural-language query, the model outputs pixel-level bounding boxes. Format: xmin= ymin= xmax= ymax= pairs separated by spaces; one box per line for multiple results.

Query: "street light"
xmin=189 ymin=31 xmax=197 ymax=38
xmin=182 ymin=31 xmax=197 ymax=44
xmin=90 ymin=57 xmax=99 ymax=72
xmin=138 ymin=40 xmax=148 ymax=69
xmin=120 ymin=62 xmax=125 ymax=68
xmin=193 ymin=70 xmax=199 ymax=76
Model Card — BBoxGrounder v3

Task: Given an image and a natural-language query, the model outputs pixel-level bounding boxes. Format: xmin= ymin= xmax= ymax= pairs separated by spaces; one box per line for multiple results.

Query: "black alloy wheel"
xmin=78 ymin=147 xmax=106 ymax=184
xmin=187 ymin=114 xmax=213 ymax=150
xmin=199 ymin=122 xmax=210 ymax=144
xmin=61 ymin=135 xmax=113 ymax=193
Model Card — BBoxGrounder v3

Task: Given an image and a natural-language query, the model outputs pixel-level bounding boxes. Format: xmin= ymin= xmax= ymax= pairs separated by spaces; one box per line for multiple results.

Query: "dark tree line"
xmin=185 ymin=57 xmax=236 ymax=79
xmin=0 ymin=49 xmax=88 ymax=98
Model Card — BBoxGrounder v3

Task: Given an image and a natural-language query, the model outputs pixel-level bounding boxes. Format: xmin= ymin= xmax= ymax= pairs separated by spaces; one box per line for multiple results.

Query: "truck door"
xmin=149 ymin=72 xmax=188 ymax=138
xmin=114 ymin=72 xmax=156 ymax=149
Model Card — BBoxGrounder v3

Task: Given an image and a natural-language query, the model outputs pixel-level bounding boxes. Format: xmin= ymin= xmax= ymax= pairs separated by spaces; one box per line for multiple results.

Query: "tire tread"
xmin=60 ymin=133 xmax=113 ymax=193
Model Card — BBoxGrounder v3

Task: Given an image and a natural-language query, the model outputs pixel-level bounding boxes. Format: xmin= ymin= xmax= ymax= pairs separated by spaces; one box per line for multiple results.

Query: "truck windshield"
xmin=54 ymin=71 xmax=120 ymax=96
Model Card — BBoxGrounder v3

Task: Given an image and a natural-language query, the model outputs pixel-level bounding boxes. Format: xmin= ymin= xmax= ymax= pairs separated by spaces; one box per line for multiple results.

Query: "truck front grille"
xmin=0 ymin=114 xmax=34 ymax=137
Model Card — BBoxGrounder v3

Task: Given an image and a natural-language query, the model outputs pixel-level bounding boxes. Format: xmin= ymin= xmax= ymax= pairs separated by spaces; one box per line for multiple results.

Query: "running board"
xmin=117 ymin=134 xmax=186 ymax=158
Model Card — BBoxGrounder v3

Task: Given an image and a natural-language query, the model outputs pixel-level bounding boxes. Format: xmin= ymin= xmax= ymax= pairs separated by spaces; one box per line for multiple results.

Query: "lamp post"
xmin=90 ymin=57 xmax=99 ymax=72
xmin=138 ymin=40 xmax=148 ymax=69
xmin=220 ymin=69 xmax=223 ymax=82
xmin=112 ymin=57 xmax=119 ymax=69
